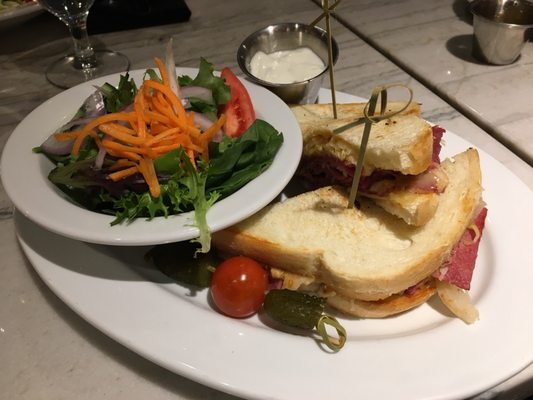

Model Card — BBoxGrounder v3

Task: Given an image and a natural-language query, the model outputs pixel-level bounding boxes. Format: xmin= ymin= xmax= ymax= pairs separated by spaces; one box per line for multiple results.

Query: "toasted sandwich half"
xmin=290 ymin=102 xmax=447 ymax=226
xmin=212 ymin=149 xmax=487 ymax=323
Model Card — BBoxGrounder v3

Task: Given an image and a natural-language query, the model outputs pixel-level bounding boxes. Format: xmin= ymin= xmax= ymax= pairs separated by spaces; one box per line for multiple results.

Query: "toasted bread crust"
xmin=212 ymin=149 xmax=483 ymax=303
xmin=327 ymin=280 xmax=437 ymax=318
xmin=290 ymin=101 xmax=421 ymax=122
xmin=373 ymin=192 xmax=440 ymax=226
xmin=212 ymin=228 xmax=324 ymax=279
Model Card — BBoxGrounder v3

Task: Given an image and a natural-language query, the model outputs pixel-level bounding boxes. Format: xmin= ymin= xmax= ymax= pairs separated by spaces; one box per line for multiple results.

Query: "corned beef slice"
xmin=433 ymin=207 xmax=488 ymax=290
xmin=431 ymin=125 xmax=445 ymax=164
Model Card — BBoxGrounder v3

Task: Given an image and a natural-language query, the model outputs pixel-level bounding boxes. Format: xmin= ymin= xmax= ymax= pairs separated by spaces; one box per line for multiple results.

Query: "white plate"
xmin=14 ymin=90 xmax=533 ymax=400
xmin=0 ymin=1 xmax=42 ymax=29
xmin=0 ymin=68 xmax=302 ymax=246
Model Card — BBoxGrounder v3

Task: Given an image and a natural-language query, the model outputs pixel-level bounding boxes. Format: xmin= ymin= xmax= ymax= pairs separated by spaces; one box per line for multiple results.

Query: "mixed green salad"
xmin=34 ymin=57 xmax=283 ymax=252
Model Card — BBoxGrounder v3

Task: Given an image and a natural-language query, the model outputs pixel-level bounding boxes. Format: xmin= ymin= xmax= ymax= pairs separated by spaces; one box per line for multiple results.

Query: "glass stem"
xmin=66 ymin=12 xmax=97 ymax=70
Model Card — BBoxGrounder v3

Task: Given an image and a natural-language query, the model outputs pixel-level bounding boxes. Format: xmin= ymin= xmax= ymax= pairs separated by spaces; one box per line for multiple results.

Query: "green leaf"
xmin=111 ymin=148 xmax=218 ymax=253
xmin=143 ymin=68 xmax=162 ymax=83
xmin=100 ymin=73 xmax=138 ymax=113
xmin=206 ymin=119 xmax=283 ymax=197
xmin=110 ymin=191 xmax=169 ymax=225
xmin=32 ymin=146 xmax=72 ymax=165
xmin=177 ymin=75 xmax=193 ymax=86
xmin=188 ymin=97 xmax=218 ymax=116
xmin=178 ymin=58 xmax=231 ymax=106
xmin=153 ymin=148 xmax=186 ymax=175
xmin=48 ymin=157 xmax=99 ymax=188
xmin=170 ymin=153 xmax=220 ymax=254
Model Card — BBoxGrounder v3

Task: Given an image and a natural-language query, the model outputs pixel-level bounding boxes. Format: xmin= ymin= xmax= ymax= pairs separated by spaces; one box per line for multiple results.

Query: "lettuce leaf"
xmin=100 ymin=73 xmax=138 ymax=113
xmin=178 ymin=58 xmax=231 ymax=106
xmin=206 ymin=119 xmax=284 ymax=197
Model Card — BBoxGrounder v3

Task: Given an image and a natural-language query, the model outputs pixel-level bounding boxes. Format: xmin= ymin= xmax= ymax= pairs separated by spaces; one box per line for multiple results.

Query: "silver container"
xmin=471 ymin=0 xmax=533 ymax=65
xmin=237 ymin=22 xmax=339 ymax=104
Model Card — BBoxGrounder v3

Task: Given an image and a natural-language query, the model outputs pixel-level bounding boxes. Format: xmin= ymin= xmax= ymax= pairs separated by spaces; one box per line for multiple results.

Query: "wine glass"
xmin=38 ymin=0 xmax=130 ymax=89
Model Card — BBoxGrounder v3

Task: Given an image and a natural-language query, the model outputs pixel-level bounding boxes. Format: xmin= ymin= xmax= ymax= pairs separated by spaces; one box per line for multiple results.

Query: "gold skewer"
xmin=347 ymin=87 xmax=380 ymax=209
xmin=347 ymin=85 xmax=413 ymax=208
xmin=309 ymin=0 xmax=341 ymax=27
xmin=322 ymin=0 xmax=337 ymax=119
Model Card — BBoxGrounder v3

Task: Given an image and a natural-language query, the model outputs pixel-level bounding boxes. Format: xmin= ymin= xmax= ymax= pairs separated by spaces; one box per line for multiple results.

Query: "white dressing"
xmin=249 ymin=47 xmax=325 ymax=84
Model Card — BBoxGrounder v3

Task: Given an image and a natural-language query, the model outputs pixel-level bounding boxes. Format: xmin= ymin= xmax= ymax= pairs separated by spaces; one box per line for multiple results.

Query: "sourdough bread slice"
xmin=300 ymin=114 xmax=434 ymax=175
xmin=212 ymin=149 xmax=482 ymax=305
xmin=291 ymin=102 xmax=439 ymax=226
xmin=291 ymin=102 xmax=431 ymax=175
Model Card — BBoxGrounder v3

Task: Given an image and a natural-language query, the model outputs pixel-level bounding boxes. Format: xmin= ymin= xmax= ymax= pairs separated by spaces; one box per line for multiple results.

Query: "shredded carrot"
xmin=154 ymin=57 xmax=169 ymax=87
xmin=144 ymin=111 xmax=171 ymax=125
xmin=186 ymin=148 xmax=196 ymax=167
xmin=83 ymin=112 xmax=137 ymax=132
xmin=143 ymin=80 xmax=187 ymax=123
xmin=104 ymin=123 xmax=137 ymax=136
xmin=108 ymin=166 xmax=138 ymax=181
xmin=59 ymin=57 xmax=226 ymax=198
xmin=152 ymin=142 xmax=203 ymax=155
xmin=72 ymin=129 xmax=98 ymax=156
xmin=144 ymin=128 xmax=182 ymax=146
xmin=134 ymin=87 xmax=148 ymax=139
xmin=106 ymin=148 xmax=143 ymax=161
xmin=109 ymin=159 xmax=137 ymax=171
xmin=138 ymin=156 xmax=161 ymax=198
xmin=102 ymin=139 xmax=158 ymax=158
xmin=198 ymin=114 xmax=226 ymax=161
xmin=200 ymin=114 xmax=226 ymax=145
xmin=54 ymin=131 xmax=82 ymax=141
xmin=98 ymin=124 xmax=146 ymax=145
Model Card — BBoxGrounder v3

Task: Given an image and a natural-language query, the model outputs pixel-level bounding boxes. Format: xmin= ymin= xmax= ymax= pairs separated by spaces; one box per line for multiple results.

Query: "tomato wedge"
xmin=220 ymin=67 xmax=256 ymax=138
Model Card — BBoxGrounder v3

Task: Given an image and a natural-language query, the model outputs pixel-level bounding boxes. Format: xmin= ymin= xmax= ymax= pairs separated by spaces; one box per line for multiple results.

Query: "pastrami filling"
xmin=298 ymin=125 xmax=446 ymax=197
xmin=432 ymin=207 xmax=488 ymax=290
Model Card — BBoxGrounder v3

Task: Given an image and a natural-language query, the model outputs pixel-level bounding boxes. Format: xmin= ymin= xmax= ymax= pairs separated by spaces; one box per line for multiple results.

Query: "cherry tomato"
xmin=210 ymin=256 xmax=268 ymax=318
xmin=220 ymin=67 xmax=256 ymax=138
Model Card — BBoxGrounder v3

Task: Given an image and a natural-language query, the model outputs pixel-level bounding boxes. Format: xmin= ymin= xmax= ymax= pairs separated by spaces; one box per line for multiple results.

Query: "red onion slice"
xmin=180 ymin=86 xmax=214 ymax=104
xmin=94 ymin=146 xmax=107 ymax=170
xmin=41 ymin=90 xmax=107 ymax=155
xmin=40 ymin=134 xmax=75 ymax=155
xmin=194 ymin=113 xmax=224 ymax=142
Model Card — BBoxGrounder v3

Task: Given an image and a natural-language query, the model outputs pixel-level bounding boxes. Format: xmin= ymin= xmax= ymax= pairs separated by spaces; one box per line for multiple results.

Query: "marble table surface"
xmin=327 ymin=0 xmax=533 ymax=165
xmin=1 ymin=0 xmax=532 ymax=399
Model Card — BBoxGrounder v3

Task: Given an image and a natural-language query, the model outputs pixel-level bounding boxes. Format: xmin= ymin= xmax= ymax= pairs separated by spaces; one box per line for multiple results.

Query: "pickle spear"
xmin=263 ymin=289 xmax=347 ymax=351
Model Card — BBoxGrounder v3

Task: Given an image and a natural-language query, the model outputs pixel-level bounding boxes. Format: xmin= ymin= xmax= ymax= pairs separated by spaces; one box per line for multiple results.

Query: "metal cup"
xmin=470 ymin=0 xmax=533 ymax=65
xmin=237 ymin=23 xmax=339 ymax=104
